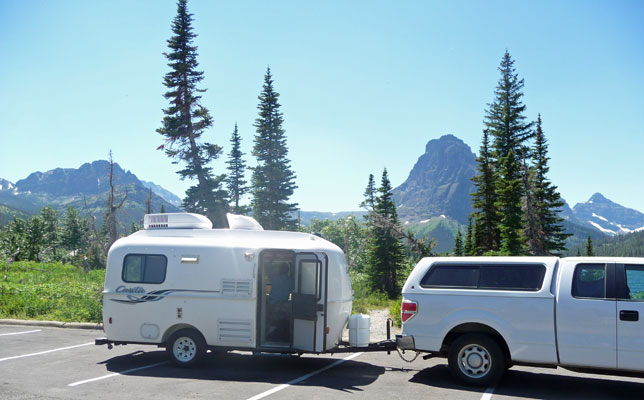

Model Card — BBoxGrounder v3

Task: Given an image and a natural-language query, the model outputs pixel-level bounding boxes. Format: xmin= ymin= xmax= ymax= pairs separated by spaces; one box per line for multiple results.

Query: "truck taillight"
xmin=401 ymin=300 xmax=418 ymax=323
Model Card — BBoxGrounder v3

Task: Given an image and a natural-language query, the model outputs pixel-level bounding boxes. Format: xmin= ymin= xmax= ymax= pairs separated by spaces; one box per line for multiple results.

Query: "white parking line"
xmin=0 ymin=342 xmax=93 ymax=362
xmin=246 ymin=352 xmax=363 ymax=400
xmin=0 ymin=329 xmax=42 ymax=337
xmin=68 ymin=361 xmax=169 ymax=387
xmin=480 ymin=386 xmax=495 ymax=400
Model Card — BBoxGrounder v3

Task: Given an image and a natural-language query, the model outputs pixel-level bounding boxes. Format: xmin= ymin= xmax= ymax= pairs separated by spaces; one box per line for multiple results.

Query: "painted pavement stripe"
xmin=246 ymin=352 xmax=363 ymax=400
xmin=68 ymin=361 xmax=169 ymax=387
xmin=0 ymin=329 xmax=42 ymax=337
xmin=0 ymin=342 xmax=93 ymax=362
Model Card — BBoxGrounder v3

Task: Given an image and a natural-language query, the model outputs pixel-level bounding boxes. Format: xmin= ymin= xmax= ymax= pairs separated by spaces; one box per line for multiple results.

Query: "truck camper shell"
xmin=97 ymin=213 xmax=357 ymax=365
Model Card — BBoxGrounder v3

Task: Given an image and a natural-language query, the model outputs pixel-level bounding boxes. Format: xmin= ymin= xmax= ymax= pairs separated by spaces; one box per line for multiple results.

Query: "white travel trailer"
xmin=96 ymin=213 xmax=353 ymax=367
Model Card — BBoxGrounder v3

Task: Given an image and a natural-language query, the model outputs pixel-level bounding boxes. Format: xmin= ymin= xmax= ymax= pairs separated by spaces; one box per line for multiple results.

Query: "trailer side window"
xmin=123 ymin=254 xmax=167 ymax=284
xmin=572 ymin=264 xmax=606 ymax=299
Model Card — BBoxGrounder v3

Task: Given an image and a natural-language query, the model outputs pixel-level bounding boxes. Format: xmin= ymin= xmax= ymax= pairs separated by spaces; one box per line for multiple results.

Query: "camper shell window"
xmin=122 ymin=254 xmax=167 ymax=284
xmin=420 ymin=263 xmax=546 ymax=291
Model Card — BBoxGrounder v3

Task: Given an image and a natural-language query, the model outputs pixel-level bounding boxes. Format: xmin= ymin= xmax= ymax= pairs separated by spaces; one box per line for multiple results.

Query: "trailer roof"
xmin=111 ymin=228 xmax=343 ymax=253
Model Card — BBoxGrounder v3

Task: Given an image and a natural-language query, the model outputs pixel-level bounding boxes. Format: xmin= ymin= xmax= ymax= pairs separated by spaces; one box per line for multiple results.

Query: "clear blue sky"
xmin=1 ymin=0 xmax=643 ymax=213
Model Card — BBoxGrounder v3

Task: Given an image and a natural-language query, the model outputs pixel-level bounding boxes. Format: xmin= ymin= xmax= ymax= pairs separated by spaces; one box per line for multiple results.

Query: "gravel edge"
xmin=0 ymin=318 xmax=102 ymax=330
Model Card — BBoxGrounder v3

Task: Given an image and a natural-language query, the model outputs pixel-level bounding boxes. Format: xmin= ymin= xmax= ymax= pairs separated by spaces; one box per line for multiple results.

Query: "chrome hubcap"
xmin=458 ymin=344 xmax=491 ymax=378
xmin=173 ymin=336 xmax=196 ymax=362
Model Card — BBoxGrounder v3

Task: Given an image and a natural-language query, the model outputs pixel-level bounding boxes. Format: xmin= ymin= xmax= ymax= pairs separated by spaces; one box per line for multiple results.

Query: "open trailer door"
xmin=292 ymin=252 xmax=327 ymax=352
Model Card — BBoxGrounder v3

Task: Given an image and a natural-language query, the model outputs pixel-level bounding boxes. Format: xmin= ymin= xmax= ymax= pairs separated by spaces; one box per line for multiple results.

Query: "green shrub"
xmin=389 ymin=297 xmax=402 ymax=327
xmin=0 ymin=261 xmax=104 ymax=322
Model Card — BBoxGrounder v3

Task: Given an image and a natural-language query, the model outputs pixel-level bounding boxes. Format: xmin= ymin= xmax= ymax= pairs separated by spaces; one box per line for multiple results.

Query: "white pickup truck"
xmin=396 ymin=257 xmax=644 ymax=386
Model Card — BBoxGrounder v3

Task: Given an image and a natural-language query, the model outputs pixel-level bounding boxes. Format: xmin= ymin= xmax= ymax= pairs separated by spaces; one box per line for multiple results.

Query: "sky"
xmin=1 ymin=0 xmax=643 ymax=213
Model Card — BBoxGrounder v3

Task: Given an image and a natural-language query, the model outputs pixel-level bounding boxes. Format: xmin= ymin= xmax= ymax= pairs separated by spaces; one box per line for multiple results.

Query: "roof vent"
xmin=144 ymin=213 xmax=212 ymax=230
xmin=226 ymin=214 xmax=263 ymax=231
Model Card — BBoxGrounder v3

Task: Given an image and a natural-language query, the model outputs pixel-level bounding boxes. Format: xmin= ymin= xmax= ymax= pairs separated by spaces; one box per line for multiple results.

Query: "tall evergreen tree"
xmin=360 ymin=174 xmax=376 ymax=210
xmin=40 ymin=206 xmax=59 ymax=259
xmin=464 ymin=217 xmax=474 ymax=256
xmin=485 ymin=50 xmax=534 ymax=160
xmin=157 ymin=0 xmax=228 ymax=227
xmin=471 ymin=129 xmax=499 ymax=253
xmin=453 ymin=230 xmax=464 ymax=256
xmin=586 ymin=235 xmax=594 ymax=256
xmin=226 ymin=123 xmax=249 ymax=214
xmin=495 ymin=149 xmax=526 ymax=255
xmin=251 ymin=67 xmax=298 ymax=230
xmin=365 ymin=169 xmax=406 ymax=298
xmin=530 ymin=115 xmax=570 ymax=254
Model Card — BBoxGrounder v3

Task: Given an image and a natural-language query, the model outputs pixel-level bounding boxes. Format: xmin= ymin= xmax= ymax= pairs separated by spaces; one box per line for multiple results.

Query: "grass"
xmin=0 ymin=261 xmax=104 ymax=323
xmin=0 ymin=261 xmax=406 ymax=326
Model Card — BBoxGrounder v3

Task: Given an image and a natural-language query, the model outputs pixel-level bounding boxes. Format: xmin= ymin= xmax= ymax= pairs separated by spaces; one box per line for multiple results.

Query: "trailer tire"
xmin=167 ymin=328 xmax=206 ymax=368
xmin=447 ymin=334 xmax=504 ymax=387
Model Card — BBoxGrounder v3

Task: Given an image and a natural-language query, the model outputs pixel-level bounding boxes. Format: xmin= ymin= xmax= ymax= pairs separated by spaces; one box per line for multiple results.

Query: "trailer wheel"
xmin=447 ymin=334 xmax=504 ymax=386
xmin=167 ymin=329 xmax=206 ymax=367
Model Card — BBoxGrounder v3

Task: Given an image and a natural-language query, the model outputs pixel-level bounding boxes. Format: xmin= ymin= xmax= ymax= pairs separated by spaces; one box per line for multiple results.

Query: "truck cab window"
xmin=572 ymin=264 xmax=606 ymax=299
xmin=625 ymin=265 xmax=644 ymax=300
xmin=123 ymin=254 xmax=167 ymax=284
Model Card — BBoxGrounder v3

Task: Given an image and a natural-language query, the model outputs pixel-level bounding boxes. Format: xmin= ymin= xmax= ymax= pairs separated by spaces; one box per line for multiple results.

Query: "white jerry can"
xmin=348 ymin=314 xmax=370 ymax=347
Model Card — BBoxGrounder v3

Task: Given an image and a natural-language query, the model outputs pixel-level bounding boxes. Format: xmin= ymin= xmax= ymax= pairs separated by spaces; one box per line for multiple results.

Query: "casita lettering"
xmin=116 ymin=285 xmax=146 ymax=294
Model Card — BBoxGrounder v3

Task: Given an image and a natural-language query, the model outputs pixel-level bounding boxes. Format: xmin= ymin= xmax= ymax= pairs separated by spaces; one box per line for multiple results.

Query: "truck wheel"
xmin=448 ymin=334 xmax=505 ymax=386
xmin=167 ymin=329 xmax=206 ymax=367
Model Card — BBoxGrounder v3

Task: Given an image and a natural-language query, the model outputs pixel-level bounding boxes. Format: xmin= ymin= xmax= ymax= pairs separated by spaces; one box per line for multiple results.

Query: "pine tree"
xmin=453 ymin=230 xmax=464 ymax=256
xmin=160 ymin=204 xmax=166 ymax=214
xmin=471 ymin=129 xmax=499 ymax=253
xmin=464 ymin=217 xmax=474 ymax=256
xmin=360 ymin=174 xmax=376 ymax=210
xmin=586 ymin=235 xmax=594 ymax=256
xmin=495 ymin=149 xmax=526 ymax=255
xmin=251 ymin=67 xmax=298 ymax=230
xmin=485 ymin=50 xmax=534 ymax=160
xmin=157 ymin=0 xmax=228 ymax=227
xmin=480 ymin=50 xmax=533 ymax=255
xmin=530 ymin=114 xmax=570 ymax=254
xmin=40 ymin=206 xmax=59 ymax=259
xmin=365 ymin=169 xmax=406 ymax=298
xmin=226 ymin=123 xmax=249 ymax=214
xmin=145 ymin=187 xmax=153 ymax=214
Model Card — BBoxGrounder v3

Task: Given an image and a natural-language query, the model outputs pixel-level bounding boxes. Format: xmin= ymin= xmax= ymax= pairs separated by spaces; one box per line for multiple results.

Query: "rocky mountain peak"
xmin=393 ymin=134 xmax=477 ymax=224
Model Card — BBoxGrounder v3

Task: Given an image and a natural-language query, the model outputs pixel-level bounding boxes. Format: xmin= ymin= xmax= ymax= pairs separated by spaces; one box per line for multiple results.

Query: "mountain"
xmin=393 ymin=134 xmax=477 ymax=225
xmin=0 ymin=161 xmax=181 ymax=231
xmin=298 ymin=211 xmax=367 ymax=226
xmin=0 ymin=178 xmax=16 ymax=192
xmin=570 ymin=193 xmax=644 ymax=236
xmin=140 ymin=180 xmax=183 ymax=207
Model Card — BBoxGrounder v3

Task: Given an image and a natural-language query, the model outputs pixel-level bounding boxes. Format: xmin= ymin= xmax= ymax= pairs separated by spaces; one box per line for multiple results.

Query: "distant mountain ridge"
xmin=570 ymin=193 xmax=644 ymax=235
xmin=140 ymin=180 xmax=182 ymax=207
xmin=0 ymin=161 xmax=182 ymax=231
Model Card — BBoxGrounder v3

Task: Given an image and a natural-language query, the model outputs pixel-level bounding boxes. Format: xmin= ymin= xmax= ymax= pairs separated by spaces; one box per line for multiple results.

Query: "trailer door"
xmin=292 ymin=253 xmax=327 ymax=352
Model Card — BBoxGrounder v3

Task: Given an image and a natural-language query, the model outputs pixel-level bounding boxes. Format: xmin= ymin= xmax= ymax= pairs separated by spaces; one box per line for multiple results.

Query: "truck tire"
xmin=167 ymin=328 xmax=206 ymax=367
xmin=447 ymin=334 xmax=505 ymax=386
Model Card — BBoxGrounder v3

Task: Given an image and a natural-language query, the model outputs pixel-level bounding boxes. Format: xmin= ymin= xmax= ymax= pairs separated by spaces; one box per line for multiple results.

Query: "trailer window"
xmin=572 ymin=264 xmax=606 ymax=299
xmin=123 ymin=254 xmax=167 ymax=284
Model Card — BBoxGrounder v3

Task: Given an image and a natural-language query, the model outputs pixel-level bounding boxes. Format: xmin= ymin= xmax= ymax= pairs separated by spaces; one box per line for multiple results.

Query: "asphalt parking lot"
xmin=1 ymin=325 xmax=643 ymax=400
